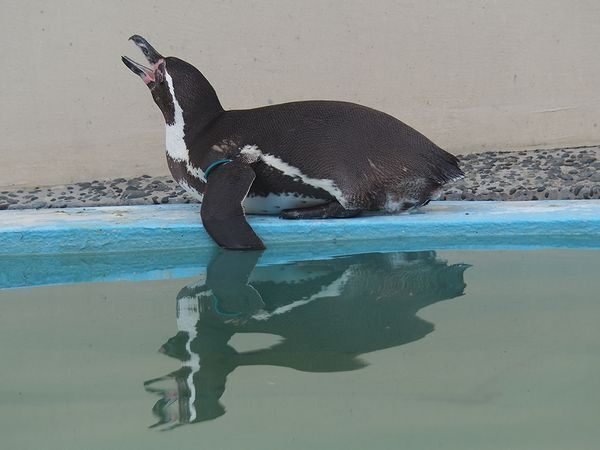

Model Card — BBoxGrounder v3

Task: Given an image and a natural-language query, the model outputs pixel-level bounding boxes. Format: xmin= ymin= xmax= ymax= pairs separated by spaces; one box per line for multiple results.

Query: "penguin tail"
xmin=427 ymin=148 xmax=465 ymax=185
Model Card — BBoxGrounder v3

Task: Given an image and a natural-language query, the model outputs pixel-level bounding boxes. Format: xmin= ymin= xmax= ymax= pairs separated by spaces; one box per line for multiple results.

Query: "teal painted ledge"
xmin=1 ymin=200 xmax=599 ymax=289
xmin=1 ymin=200 xmax=600 ymax=257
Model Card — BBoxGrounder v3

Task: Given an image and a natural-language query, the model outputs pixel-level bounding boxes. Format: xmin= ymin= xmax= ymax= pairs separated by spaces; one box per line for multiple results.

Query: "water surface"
xmin=1 ymin=249 xmax=598 ymax=449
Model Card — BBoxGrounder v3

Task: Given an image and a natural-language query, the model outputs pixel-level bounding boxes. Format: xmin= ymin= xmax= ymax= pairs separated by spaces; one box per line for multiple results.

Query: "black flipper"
xmin=201 ymin=160 xmax=266 ymax=250
xmin=280 ymin=201 xmax=362 ymax=220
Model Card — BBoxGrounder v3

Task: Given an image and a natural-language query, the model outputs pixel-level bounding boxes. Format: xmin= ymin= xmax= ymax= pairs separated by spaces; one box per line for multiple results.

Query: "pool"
xmin=1 ymin=200 xmax=599 ymax=449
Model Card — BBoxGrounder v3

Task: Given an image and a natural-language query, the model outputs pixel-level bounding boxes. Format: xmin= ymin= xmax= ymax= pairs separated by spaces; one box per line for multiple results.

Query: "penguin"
xmin=122 ymin=35 xmax=464 ymax=250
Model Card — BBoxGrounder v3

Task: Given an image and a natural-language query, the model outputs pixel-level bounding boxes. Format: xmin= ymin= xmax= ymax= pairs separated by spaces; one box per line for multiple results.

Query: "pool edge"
xmin=1 ymin=200 xmax=599 ymax=256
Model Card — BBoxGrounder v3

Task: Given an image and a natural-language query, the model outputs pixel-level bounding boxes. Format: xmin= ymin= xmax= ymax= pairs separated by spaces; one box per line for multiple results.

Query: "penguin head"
xmin=122 ymin=35 xmax=222 ymax=125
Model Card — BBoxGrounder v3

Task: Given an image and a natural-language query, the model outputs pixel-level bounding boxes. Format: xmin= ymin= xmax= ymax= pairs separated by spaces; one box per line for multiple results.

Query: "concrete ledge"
xmin=1 ymin=200 xmax=599 ymax=289
xmin=1 ymin=200 xmax=599 ymax=256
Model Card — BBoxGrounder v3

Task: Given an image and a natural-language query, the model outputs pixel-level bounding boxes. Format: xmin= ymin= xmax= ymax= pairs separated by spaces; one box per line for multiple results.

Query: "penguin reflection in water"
xmin=143 ymin=251 xmax=470 ymax=428
xmin=123 ymin=36 xmax=464 ymax=250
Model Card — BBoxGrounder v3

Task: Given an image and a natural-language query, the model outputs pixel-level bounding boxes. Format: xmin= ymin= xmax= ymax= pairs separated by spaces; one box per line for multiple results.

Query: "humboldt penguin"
xmin=122 ymin=35 xmax=464 ymax=250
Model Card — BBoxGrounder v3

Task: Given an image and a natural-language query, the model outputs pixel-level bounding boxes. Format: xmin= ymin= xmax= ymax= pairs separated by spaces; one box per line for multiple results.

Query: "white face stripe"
xmin=164 ymin=69 xmax=187 ymax=161
xmin=164 ymin=68 xmax=207 ymax=182
xmin=239 ymin=145 xmax=345 ymax=204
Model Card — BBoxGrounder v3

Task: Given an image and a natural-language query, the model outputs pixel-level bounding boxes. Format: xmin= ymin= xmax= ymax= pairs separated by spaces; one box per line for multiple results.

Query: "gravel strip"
xmin=1 ymin=146 xmax=599 ymax=211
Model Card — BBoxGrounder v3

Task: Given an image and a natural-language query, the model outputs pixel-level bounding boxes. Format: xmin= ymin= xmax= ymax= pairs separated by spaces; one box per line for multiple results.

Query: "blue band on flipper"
xmin=212 ymin=296 xmax=242 ymax=317
xmin=204 ymin=159 xmax=233 ymax=178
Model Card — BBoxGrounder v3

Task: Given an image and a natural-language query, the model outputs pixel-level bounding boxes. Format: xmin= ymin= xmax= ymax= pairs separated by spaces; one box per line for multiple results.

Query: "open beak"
xmin=122 ymin=35 xmax=164 ymax=84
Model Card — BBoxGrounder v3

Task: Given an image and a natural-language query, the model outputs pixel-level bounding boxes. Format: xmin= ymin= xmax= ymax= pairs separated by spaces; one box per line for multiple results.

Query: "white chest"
xmin=165 ymin=122 xmax=188 ymax=162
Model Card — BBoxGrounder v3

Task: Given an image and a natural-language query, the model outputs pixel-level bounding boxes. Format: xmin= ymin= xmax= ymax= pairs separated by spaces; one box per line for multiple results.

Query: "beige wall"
xmin=1 ymin=0 xmax=599 ymax=187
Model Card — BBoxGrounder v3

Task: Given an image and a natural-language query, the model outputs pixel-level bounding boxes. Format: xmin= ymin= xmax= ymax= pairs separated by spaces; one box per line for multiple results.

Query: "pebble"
xmin=122 ymin=189 xmax=147 ymax=199
xmin=1 ymin=146 xmax=599 ymax=210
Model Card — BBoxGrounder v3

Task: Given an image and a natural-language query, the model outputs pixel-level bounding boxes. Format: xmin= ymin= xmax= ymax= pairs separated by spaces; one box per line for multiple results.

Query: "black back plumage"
xmin=191 ymin=100 xmax=463 ymax=208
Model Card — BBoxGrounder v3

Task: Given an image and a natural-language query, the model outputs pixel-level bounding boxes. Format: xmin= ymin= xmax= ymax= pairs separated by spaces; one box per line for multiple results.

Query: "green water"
xmin=1 ymin=249 xmax=599 ymax=450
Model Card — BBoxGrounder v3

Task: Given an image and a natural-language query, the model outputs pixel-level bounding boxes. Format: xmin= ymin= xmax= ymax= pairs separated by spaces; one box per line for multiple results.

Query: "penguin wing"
xmin=201 ymin=160 xmax=266 ymax=250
